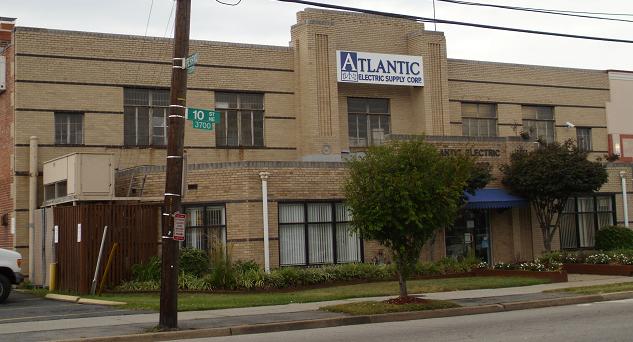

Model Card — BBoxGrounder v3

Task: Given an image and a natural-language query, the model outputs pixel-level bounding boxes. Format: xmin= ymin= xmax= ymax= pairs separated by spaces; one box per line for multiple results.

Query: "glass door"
xmin=445 ymin=210 xmax=491 ymax=263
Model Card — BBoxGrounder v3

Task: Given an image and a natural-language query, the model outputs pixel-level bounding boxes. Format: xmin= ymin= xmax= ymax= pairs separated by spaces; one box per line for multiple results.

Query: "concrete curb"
xmin=56 ymin=291 xmax=633 ymax=342
xmin=77 ymin=298 xmax=127 ymax=306
xmin=45 ymin=294 xmax=80 ymax=303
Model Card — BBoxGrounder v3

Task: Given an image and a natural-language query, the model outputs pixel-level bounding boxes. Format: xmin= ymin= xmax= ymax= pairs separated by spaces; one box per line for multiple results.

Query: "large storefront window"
xmin=124 ymin=88 xmax=169 ymax=146
xmin=279 ymin=202 xmax=362 ymax=266
xmin=560 ymin=195 xmax=616 ymax=249
xmin=184 ymin=205 xmax=227 ymax=254
xmin=445 ymin=210 xmax=491 ymax=263
xmin=348 ymin=98 xmax=390 ymax=147
xmin=522 ymin=106 xmax=555 ymax=143
xmin=215 ymin=92 xmax=264 ymax=147
xmin=461 ymin=103 xmax=497 ymax=137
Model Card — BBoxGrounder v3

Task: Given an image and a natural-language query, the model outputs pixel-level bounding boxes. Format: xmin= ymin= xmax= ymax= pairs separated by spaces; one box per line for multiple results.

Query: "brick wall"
xmin=0 ymin=39 xmax=14 ymax=248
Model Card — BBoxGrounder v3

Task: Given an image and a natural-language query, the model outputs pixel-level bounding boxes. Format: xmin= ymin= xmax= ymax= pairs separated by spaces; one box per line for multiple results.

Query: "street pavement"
xmin=0 ymin=274 xmax=632 ymax=341
xmin=180 ymin=298 xmax=633 ymax=342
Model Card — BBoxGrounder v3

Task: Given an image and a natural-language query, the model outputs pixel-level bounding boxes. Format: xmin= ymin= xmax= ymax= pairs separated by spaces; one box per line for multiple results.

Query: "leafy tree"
xmin=501 ymin=140 xmax=608 ymax=252
xmin=344 ymin=139 xmax=481 ymax=298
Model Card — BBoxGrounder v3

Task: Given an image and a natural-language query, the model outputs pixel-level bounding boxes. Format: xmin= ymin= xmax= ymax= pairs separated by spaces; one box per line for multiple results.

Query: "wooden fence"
xmin=54 ymin=204 xmax=160 ymax=293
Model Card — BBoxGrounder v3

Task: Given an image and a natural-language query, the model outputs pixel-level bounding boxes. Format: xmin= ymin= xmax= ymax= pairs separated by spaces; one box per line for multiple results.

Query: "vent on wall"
xmin=0 ymin=56 xmax=5 ymax=92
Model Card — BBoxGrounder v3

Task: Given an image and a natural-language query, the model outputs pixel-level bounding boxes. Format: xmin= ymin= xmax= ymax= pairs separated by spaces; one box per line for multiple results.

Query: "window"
xmin=124 ymin=88 xmax=169 ymax=146
xmin=44 ymin=181 xmax=68 ymax=201
xmin=184 ymin=205 xmax=226 ymax=255
xmin=577 ymin=128 xmax=592 ymax=152
xmin=279 ymin=202 xmax=362 ymax=266
xmin=55 ymin=112 xmax=83 ymax=144
xmin=522 ymin=106 xmax=555 ymax=143
xmin=461 ymin=103 xmax=497 ymax=137
xmin=560 ymin=195 xmax=615 ymax=249
xmin=215 ymin=92 xmax=264 ymax=147
xmin=348 ymin=98 xmax=390 ymax=147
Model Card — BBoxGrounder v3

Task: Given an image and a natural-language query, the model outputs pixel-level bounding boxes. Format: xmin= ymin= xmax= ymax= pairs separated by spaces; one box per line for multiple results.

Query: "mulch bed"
xmin=563 ymin=263 xmax=633 ymax=276
xmin=383 ymin=296 xmax=429 ymax=305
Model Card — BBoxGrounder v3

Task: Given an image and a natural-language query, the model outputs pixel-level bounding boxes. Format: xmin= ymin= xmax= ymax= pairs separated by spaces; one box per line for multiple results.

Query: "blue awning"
xmin=464 ymin=188 xmax=528 ymax=209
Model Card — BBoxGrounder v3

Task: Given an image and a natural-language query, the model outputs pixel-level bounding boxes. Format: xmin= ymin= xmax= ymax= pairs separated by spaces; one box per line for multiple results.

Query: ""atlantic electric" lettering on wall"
xmin=336 ymin=51 xmax=424 ymax=87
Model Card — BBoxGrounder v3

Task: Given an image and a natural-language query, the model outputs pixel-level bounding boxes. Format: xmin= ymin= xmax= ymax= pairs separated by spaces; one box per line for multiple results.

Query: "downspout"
xmin=259 ymin=172 xmax=271 ymax=273
xmin=28 ymin=136 xmax=38 ymax=281
xmin=621 ymin=171 xmax=629 ymax=228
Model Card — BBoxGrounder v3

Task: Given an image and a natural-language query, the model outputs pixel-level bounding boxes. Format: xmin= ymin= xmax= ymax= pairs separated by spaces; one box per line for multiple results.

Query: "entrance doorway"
xmin=445 ymin=209 xmax=491 ymax=263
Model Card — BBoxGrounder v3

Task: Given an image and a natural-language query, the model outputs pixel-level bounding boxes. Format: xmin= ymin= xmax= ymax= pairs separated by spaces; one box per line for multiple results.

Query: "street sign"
xmin=173 ymin=213 xmax=186 ymax=241
xmin=186 ymin=107 xmax=221 ymax=131
xmin=185 ymin=53 xmax=198 ymax=74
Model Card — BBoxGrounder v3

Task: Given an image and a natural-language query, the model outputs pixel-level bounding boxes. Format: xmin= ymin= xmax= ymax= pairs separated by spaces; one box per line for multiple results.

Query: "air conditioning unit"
xmin=0 ymin=56 xmax=5 ymax=92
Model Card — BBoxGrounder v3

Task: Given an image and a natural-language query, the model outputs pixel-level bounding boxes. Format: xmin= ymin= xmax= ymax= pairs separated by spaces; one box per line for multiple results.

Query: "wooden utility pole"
xmin=160 ymin=0 xmax=191 ymax=330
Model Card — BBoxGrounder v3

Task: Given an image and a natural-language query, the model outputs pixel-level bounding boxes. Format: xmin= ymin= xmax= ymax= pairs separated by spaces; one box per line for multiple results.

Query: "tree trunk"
xmin=542 ymin=226 xmax=552 ymax=252
xmin=397 ymin=268 xmax=408 ymax=298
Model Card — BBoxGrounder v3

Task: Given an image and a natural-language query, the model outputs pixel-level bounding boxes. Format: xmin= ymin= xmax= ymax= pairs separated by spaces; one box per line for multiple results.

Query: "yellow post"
xmin=98 ymin=243 xmax=119 ymax=296
xmin=48 ymin=263 xmax=57 ymax=291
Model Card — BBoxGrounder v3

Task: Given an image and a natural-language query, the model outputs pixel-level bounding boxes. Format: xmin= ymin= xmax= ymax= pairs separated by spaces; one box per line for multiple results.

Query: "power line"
xmin=216 ymin=0 xmax=242 ymax=6
xmin=274 ymin=0 xmax=633 ymax=44
xmin=144 ymin=0 xmax=156 ymax=36
xmin=164 ymin=0 xmax=177 ymax=37
xmin=436 ymin=0 xmax=633 ymax=24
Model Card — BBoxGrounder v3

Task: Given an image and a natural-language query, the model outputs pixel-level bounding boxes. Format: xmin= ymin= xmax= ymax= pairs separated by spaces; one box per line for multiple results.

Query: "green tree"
xmin=501 ymin=140 xmax=608 ymax=252
xmin=344 ymin=139 xmax=481 ymax=298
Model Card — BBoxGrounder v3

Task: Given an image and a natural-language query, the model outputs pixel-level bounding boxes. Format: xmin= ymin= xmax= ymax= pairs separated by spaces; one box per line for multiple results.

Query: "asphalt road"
xmin=179 ymin=298 xmax=633 ymax=342
xmin=0 ymin=290 xmax=141 ymax=324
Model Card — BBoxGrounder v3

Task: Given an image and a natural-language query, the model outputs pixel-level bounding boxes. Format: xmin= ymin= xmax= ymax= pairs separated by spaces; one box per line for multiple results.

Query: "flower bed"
xmin=562 ymin=263 xmax=633 ymax=276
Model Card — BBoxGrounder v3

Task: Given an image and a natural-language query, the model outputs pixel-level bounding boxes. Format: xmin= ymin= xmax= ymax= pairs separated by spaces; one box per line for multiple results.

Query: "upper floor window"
xmin=577 ymin=127 xmax=592 ymax=152
xmin=215 ymin=92 xmax=264 ymax=147
xmin=461 ymin=103 xmax=497 ymax=137
xmin=55 ymin=112 xmax=83 ymax=145
xmin=522 ymin=106 xmax=555 ymax=144
xmin=348 ymin=98 xmax=390 ymax=147
xmin=124 ymin=88 xmax=169 ymax=146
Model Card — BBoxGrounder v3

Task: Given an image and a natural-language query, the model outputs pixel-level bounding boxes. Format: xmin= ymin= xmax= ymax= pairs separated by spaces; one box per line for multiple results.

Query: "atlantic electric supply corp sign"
xmin=336 ymin=50 xmax=424 ymax=87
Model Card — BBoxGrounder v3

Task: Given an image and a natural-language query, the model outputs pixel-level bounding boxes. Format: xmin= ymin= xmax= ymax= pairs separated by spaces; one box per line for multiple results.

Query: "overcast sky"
xmin=3 ymin=0 xmax=633 ymax=70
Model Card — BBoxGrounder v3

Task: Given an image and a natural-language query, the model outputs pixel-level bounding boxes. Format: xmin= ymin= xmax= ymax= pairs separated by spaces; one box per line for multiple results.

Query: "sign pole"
xmin=160 ymin=0 xmax=191 ymax=330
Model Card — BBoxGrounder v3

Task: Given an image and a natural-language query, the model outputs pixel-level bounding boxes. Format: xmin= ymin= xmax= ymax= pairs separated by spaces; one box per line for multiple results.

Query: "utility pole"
xmin=160 ymin=0 xmax=191 ymax=330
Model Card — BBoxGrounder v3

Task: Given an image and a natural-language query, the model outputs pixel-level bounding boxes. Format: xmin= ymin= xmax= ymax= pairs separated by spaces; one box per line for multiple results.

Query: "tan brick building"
xmin=1 ymin=9 xmax=631 ymax=276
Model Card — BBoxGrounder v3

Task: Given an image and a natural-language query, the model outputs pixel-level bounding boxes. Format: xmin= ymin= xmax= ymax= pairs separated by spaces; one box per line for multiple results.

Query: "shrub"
xmin=131 ymin=256 xmax=161 ymax=282
xmin=179 ymin=248 xmax=210 ymax=277
xmin=585 ymin=253 xmax=611 ymax=264
xmin=595 ymin=226 xmax=633 ymax=251
xmin=208 ymin=243 xmax=236 ymax=289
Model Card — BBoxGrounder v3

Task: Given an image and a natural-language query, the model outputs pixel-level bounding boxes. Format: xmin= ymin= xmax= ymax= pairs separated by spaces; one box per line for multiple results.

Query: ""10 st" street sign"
xmin=186 ymin=107 xmax=221 ymax=131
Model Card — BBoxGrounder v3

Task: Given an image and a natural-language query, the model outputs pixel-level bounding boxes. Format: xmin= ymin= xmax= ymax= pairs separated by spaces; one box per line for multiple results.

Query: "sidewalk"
xmin=3 ymin=274 xmax=633 ymax=342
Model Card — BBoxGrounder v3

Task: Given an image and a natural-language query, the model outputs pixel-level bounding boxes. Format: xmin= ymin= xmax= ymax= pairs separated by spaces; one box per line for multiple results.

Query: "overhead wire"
xmin=164 ymin=0 xmax=177 ymax=37
xmin=436 ymin=0 xmax=633 ymax=24
xmin=274 ymin=0 xmax=633 ymax=44
xmin=215 ymin=0 xmax=243 ymax=6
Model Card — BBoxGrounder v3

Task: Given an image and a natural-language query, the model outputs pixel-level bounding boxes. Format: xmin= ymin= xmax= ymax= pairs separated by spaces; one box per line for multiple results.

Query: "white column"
xmin=259 ymin=172 xmax=271 ymax=273
xmin=621 ymin=171 xmax=629 ymax=228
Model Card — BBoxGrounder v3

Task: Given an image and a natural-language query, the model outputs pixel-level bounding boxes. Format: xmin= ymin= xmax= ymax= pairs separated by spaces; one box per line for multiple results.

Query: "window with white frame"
xmin=522 ymin=106 xmax=555 ymax=143
xmin=461 ymin=103 xmax=497 ymax=137
xmin=279 ymin=202 xmax=362 ymax=266
xmin=54 ymin=112 xmax=83 ymax=144
xmin=184 ymin=205 xmax=226 ymax=254
xmin=560 ymin=195 xmax=615 ymax=249
xmin=348 ymin=98 xmax=390 ymax=147
xmin=124 ymin=88 xmax=169 ymax=146
xmin=576 ymin=127 xmax=592 ymax=152
xmin=215 ymin=92 xmax=264 ymax=147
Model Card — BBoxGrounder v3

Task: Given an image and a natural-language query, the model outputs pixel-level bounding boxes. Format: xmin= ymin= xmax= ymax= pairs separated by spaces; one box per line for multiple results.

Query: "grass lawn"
xmin=82 ymin=276 xmax=548 ymax=311
xmin=322 ymin=299 xmax=459 ymax=315
xmin=549 ymin=282 xmax=633 ymax=295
